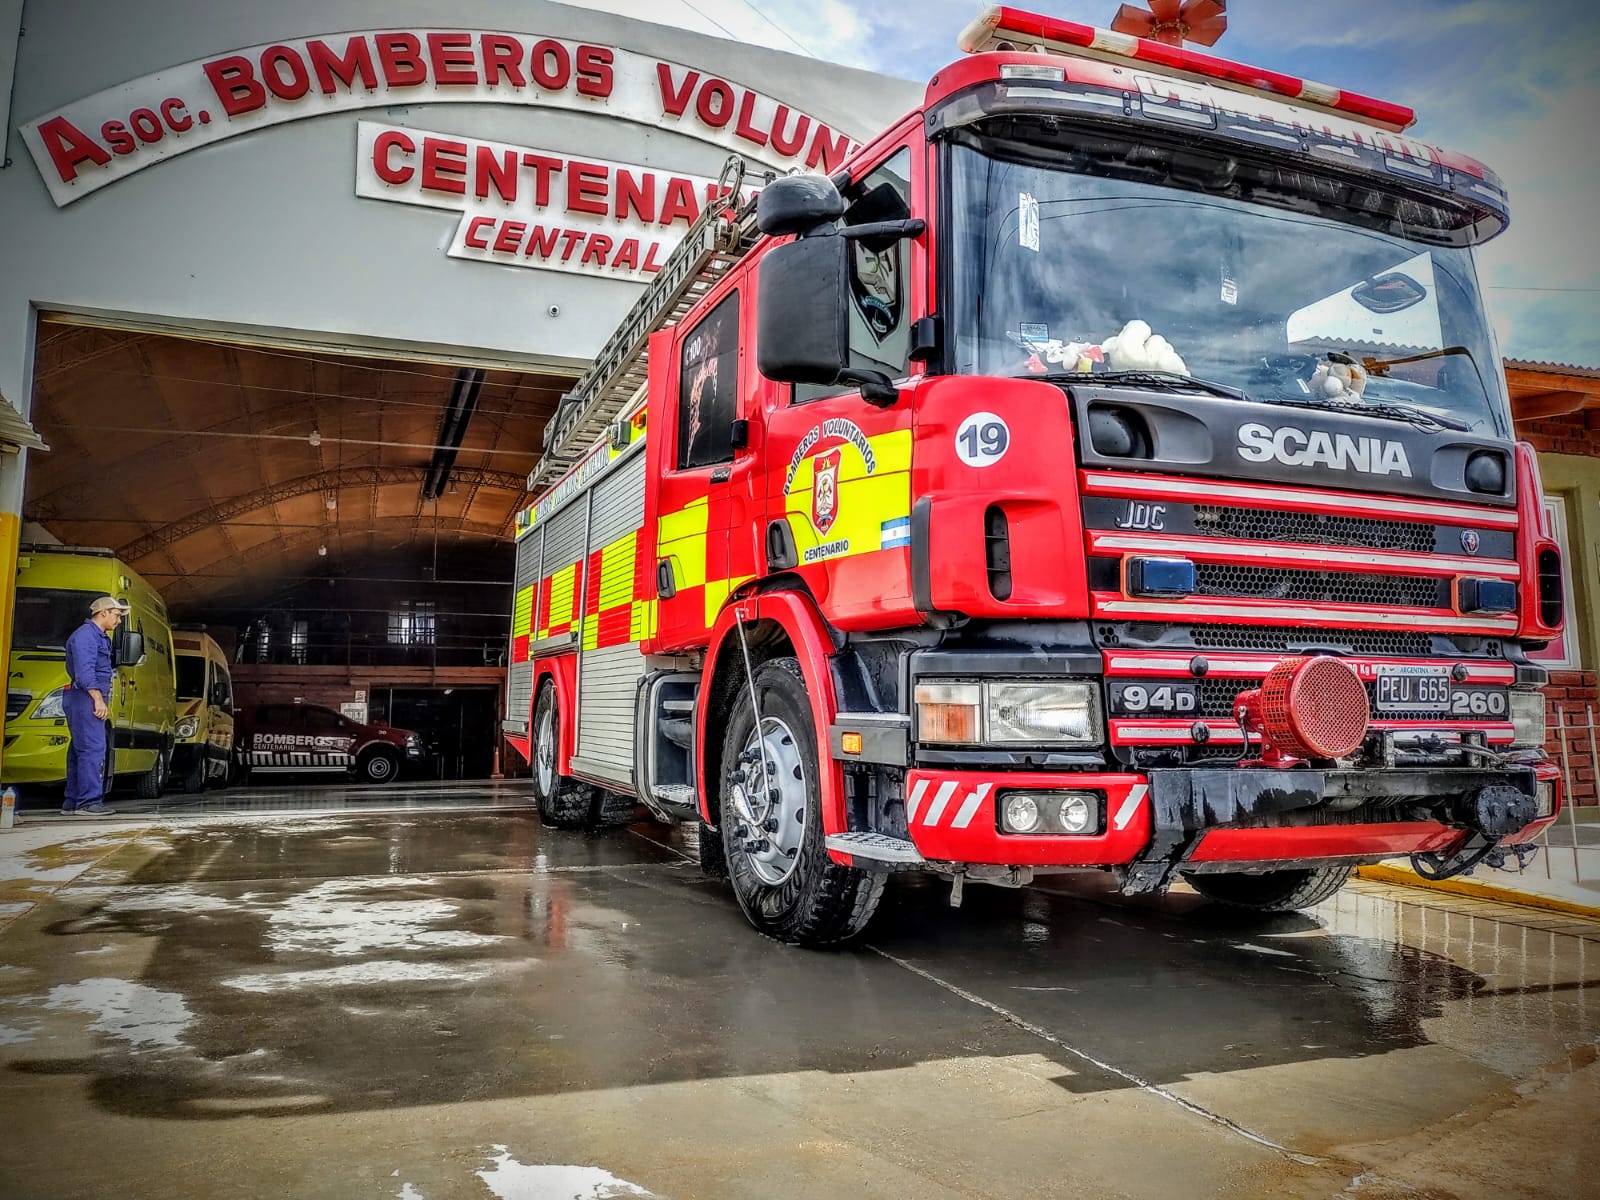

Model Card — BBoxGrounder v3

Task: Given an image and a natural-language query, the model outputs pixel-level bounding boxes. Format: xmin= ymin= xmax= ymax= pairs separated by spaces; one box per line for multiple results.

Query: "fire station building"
xmin=0 ymin=2 xmax=1594 ymax=796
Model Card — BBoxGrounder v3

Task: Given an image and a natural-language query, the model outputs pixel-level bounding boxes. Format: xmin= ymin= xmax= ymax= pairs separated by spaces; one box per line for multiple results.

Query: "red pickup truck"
xmin=234 ymin=703 xmax=427 ymax=784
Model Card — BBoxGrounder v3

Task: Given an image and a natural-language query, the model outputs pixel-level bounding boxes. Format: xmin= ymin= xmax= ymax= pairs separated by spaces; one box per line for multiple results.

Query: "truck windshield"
xmin=945 ymin=130 xmax=1511 ymax=437
xmin=176 ymin=655 xmax=207 ymax=700
xmin=12 ymin=588 xmax=100 ymax=651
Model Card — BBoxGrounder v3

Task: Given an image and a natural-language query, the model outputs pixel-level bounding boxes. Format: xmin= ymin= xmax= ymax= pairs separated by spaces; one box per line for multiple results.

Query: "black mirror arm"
xmin=838 ymin=218 xmax=926 ymax=245
xmin=838 ymin=368 xmax=899 ymax=408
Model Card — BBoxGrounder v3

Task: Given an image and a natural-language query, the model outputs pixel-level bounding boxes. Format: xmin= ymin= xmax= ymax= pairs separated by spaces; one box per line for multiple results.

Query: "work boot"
xmin=73 ymin=802 xmax=116 ymax=817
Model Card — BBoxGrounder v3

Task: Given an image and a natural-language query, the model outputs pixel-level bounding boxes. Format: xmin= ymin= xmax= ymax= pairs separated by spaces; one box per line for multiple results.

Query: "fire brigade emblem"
xmin=1461 ymin=530 xmax=1480 ymax=555
xmin=811 ymin=448 xmax=842 ymax=534
xmin=849 ymin=241 xmax=900 ymax=343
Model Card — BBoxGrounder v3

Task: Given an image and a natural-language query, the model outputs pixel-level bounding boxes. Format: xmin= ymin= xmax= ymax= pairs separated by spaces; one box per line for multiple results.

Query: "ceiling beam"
xmin=117 ymin=464 xmax=527 ymax=561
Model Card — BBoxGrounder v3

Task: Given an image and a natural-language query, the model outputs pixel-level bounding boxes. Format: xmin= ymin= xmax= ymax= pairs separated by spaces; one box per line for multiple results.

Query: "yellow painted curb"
xmin=1356 ymin=864 xmax=1600 ymax=922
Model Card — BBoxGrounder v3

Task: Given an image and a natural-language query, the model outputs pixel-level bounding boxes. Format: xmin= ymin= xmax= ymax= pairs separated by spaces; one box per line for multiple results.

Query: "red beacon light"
xmin=958 ymin=5 xmax=1417 ymax=132
xmin=1235 ymin=657 xmax=1371 ymax=766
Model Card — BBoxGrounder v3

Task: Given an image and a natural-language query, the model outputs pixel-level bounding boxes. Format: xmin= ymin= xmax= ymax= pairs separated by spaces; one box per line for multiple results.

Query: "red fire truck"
xmin=503 ymin=7 xmax=1565 ymax=945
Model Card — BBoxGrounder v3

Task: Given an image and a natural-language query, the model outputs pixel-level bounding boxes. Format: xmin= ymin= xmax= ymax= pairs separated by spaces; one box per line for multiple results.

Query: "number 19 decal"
xmin=955 ymin=412 xmax=1010 ymax=467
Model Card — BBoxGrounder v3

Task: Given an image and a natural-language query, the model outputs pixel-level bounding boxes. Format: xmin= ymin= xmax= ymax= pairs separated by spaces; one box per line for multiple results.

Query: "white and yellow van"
xmin=172 ymin=630 xmax=234 ymax=792
xmin=3 ymin=546 xmax=177 ymax=797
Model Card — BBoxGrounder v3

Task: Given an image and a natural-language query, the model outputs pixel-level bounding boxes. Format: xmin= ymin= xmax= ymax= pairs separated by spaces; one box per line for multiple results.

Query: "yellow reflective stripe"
xmin=581 ymin=613 xmax=599 ymax=651
xmin=514 ymin=586 xmax=534 ymax=639
xmin=703 ymin=575 xmax=754 ymax=627
xmin=657 ymin=495 xmax=709 ymax=542
xmin=546 ymin=562 xmax=578 ymax=630
xmin=631 ymin=598 xmax=657 ymax=642
xmin=597 ymin=531 xmax=637 ymax=610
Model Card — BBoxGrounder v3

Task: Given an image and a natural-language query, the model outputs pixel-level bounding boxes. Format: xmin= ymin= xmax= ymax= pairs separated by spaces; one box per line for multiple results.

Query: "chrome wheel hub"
xmin=730 ymin=716 xmax=807 ymax=886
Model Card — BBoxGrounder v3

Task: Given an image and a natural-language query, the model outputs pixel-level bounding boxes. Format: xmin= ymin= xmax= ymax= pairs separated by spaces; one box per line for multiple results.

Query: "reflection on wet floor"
xmin=1 ymin=802 xmax=1597 ymax=1199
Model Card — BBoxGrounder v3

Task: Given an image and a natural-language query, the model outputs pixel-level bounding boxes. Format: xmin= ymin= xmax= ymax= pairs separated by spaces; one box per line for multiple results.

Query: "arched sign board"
xmin=21 ymin=29 xmax=861 ymax=280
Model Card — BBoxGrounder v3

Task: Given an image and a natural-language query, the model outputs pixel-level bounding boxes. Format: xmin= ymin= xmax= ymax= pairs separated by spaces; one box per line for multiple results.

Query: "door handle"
xmin=656 ymin=558 xmax=677 ymax=599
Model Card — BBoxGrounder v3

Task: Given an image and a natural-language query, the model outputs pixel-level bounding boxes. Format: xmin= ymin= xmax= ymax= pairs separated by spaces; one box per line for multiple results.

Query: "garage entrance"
xmin=18 ymin=315 xmax=569 ymax=788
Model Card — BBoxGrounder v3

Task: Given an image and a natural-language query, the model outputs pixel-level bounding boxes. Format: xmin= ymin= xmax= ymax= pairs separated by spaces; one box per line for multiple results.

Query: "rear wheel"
xmin=532 ymin=683 xmax=596 ymax=830
xmin=720 ymin=658 xmax=884 ymax=947
xmin=1183 ymin=865 xmax=1352 ymax=912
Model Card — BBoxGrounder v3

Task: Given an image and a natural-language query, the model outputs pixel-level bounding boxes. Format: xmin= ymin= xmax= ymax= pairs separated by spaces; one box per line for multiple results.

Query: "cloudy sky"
xmin=596 ymin=0 xmax=1599 ymax=367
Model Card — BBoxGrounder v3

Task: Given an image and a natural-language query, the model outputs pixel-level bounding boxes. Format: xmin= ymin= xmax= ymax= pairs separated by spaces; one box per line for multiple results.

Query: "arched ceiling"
xmin=24 ymin=320 xmax=568 ymax=609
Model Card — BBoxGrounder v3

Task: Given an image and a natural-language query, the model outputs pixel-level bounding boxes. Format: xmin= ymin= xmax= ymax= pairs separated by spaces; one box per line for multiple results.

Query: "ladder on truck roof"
xmin=527 ymin=155 xmax=768 ymax=493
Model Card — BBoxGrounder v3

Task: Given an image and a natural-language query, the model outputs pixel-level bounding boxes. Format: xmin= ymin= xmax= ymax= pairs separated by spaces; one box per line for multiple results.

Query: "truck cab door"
xmin=647 ymin=279 xmax=755 ymax=653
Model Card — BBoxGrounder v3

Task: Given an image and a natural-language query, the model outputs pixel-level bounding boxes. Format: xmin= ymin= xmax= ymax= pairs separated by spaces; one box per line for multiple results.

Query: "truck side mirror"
xmin=114 ymin=629 xmax=146 ymax=668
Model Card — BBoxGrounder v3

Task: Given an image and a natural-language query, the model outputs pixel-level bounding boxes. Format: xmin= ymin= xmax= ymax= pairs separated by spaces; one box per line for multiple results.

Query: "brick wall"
xmin=1546 ymin=669 xmax=1599 ymax=806
xmin=1518 ymin=409 xmax=1600 ymax=456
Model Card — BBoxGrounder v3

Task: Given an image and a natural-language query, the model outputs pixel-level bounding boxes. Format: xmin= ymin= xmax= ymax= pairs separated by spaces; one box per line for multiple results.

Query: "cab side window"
xmin=302 ymin=708 xmax=345 ymax=731
xmin=257 ymin=705 xmax=299 ymax=726
xmin=676 ymin=290 xmax=741 ymax=470
xmin=796 ymin=148 xmax=915 ymax=403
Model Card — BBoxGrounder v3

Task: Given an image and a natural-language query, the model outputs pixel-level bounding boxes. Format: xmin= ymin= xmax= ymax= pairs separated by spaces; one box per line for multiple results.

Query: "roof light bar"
xmin=958 ymin=5 xmax=1416 ymax=132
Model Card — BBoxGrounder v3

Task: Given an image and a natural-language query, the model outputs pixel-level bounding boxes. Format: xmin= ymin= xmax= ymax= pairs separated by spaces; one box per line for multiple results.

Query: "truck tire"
xmin=532 ymin=682 xmax=596 ymax=830
xmin=357 ymin=748 xmax=400 ymax=785
xmin=720 ymin=657 xmax=884 ymax=947
xmin=592 ymin=789 xmax=641 ymax=829
xmin=135 ymin=744 xmax=170 ymax=800
xmin=1183 ymin=865 xmax=1353 ymax=912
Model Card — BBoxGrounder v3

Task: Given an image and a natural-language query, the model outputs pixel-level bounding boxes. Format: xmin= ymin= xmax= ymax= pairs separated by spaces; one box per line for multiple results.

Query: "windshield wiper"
xmin=1253 ymin=395 xmax=1472 ymax=432
xmin=1036 ymin=369 xmax=1246 ymax=400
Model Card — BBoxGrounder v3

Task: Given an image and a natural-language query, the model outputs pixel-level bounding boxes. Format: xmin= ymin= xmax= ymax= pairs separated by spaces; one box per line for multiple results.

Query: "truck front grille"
xmin=1192 ymin=564 xmax=1440 ymax=608
xmin=5 ymin=691 xmax=29 ymax=720
xmin=1193 ymin=505 xmax=1435 ymax=553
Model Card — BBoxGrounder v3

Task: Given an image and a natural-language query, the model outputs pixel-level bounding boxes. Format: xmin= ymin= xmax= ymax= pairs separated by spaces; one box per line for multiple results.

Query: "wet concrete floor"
xmin=1 ymin=789 xmax=1596 ymax=1199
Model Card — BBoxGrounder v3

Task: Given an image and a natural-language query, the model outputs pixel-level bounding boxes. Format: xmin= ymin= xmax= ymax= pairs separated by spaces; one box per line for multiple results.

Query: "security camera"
xmin=547 ymin=305 xmax=560 ymax=318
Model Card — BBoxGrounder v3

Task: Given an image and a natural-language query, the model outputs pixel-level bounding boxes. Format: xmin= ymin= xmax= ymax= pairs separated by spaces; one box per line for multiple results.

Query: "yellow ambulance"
xmin=3 ymin=546 xmax=177 ymax=797
xmin=171 ymin=629 xmax=235 ymax=792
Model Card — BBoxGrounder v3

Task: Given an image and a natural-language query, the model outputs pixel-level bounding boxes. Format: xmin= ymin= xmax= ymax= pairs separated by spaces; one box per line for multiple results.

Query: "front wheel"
xmin=180 ymin=752 xmax=206 ymax=795
xmin=531 ymin=683 xmax=596 ymax=829
xmin=357 ymin=748 xmax=400 ymax=785
xmin=1183 ymin=865 xmax=1352 ymax=912
xmin=720 ymin=658 xmax=884 ymax=947
xmin=135 ymin=744 xmax=170 ymax=799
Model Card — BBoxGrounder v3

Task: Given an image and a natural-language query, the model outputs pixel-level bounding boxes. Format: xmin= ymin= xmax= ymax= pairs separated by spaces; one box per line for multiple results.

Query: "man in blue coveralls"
xmin=62 ymin=595 xmax=129 ymax=816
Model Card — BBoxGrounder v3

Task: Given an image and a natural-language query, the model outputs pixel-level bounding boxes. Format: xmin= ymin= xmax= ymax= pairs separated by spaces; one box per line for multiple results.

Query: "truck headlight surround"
xmin=176 ymin=717 xmax=199 ymax=740
xmin=33 ymin=688 xmax=66 ymax=721
xmin=915 ymin=679 xmax=1103 ymax=747
xmin=1509 ymin=691 xmax=1546 ymax=748
xmin=998 ymin=789 xmax=1104 ymax=835
xmin=1535 ymin=780 xmax=1556 ymax=819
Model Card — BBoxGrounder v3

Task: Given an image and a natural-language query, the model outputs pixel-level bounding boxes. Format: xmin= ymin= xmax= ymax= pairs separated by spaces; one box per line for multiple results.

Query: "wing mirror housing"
xmin=114 ymin=629 xmax=146 ymax=668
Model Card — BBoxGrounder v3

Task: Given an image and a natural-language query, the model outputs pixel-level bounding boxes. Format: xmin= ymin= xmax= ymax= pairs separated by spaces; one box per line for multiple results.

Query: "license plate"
xmin=1374 ymin=665 xmax=1451 ymax=712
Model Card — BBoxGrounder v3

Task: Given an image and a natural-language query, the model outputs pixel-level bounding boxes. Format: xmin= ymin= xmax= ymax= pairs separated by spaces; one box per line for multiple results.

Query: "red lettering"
xmin=261 ymin=45 xmax=311 ymax=101
xmin=582 ymin=234 xmax=613 ymax=266
xmin=613 ymin=238 xmax=641 ymax=271
xmin=463 ymin=216 xmax=494 ymax=249
xmin=493 ymin=221 xmax=527 ymax=253
xmin=100 ymin=120 xmax=136 ymax=156
xmin=575 ymin=46 xmax=613 ymax=97
xmin=806 ymin=124 xmax=850 ymax=173
xmin=308 ymin=37 xmax=378 ymax=94
xmin=567 ymin=161 xmax=609 ymax=216
xmin=643 ymin=242 xmax=666 ymax=273
xmin=38 ymin=116 xmax=112 ymax=182
xmin=519 ymin=153 xmax=562 ymax=207
xmin=658 ymin=177 xmax=698 ymax=226
xmin=427 ymin=33 xmax=478 ymax=85
xmin=203 ymin=55 xmax=267 ymax=117
xmin=696 ymin=79 xmax=735 ymax=128
xmin=524 ymin=225 xmax=560 ymax=258
xmin=769 ymin=106 xmax=809 ymax=157
xmin=733 ymin=90 xmax=769 ymax=147
xmin=559 ymin=228 xmax=586 ymax=262
xmin=129 ymin=108 xmax=164 ymax=144
xmin=529 ymin=40 xmax=571 ymax=90
xmin=421 ymin=137 xmax=468 ymax=195
xmin=376 ymin=33 xmax=427 ymax=88
xmin=475 ymin=146 xmax=518 ymax=202
xmin=481 ymin=34 xmax=527 ymax=86
xmin=615 ymin=170 xmax=655 ymax=223
xmin=656 ymin=64 xmax=697 ymax=117
xmin=159 ymin=98 xmax=193 ymax=132
xmin=373 ymin=130 xmax=415 ymax=184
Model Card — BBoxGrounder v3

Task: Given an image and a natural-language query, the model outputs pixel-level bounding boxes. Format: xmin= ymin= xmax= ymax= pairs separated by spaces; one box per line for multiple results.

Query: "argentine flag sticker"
xmin=880 ymin=517 xmax=911 ymax=549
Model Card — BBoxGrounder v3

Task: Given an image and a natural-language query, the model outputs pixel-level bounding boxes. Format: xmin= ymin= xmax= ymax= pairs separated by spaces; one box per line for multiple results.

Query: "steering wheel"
xmin=1245 ymin=353 xmax=1319 ymax=392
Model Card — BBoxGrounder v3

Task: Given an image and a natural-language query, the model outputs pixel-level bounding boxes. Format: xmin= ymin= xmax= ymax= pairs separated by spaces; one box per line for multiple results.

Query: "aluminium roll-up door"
xmin=505 ymin=527 xmax=542 ymax=736
xmin=576 ymin=448 xmax=649 ymax=776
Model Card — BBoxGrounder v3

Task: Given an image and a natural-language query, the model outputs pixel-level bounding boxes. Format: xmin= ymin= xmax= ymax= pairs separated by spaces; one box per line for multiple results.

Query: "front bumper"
xmin=889 ymin=762 xmax=1558 ymax=887
xmin=0 ymin=727 xmax=73 ymax=785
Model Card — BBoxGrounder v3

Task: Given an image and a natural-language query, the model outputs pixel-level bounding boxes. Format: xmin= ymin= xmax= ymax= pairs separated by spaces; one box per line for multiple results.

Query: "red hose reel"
xmin=1236 ymin=656 xmax=1371 ymax=764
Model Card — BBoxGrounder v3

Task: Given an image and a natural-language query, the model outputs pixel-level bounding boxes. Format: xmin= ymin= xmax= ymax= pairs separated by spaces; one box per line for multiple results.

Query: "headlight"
xmin=1535 ymin=780 xmax=1557 ymax=819
xmin=176 ymin=717 xmax=199 ymax=739
xmin=33 ymin=688 xmax=66 ymax=720
xmin=998 ymin=789 xmax=1104 ymax=835
xmin=915 ymin=679 xmax=1104 ymax=747
xmin=1509 ymin=692 xmax=1546 ymax=748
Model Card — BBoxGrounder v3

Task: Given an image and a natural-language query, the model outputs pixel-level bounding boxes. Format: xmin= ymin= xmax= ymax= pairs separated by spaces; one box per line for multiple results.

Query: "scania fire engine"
xmin=503 ymin=7 xmax=1565 ymax=946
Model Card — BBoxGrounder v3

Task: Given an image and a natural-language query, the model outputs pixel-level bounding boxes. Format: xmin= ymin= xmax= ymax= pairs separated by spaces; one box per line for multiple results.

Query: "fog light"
xmin=1128 ymin=557 xmax=1196 ymax=598
xmin=1535 ymin=780 xmax=1556 ymax=818
xmin=1001 ymin=793 xmax=1042 ymax=834
xmin=1509 ymin=692 xmax=1546 ymax=748
xmin=916 ymin=682 xmax=981 ymax=744
xmin=1057 ymin=793 xmax=1094 ymax=834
